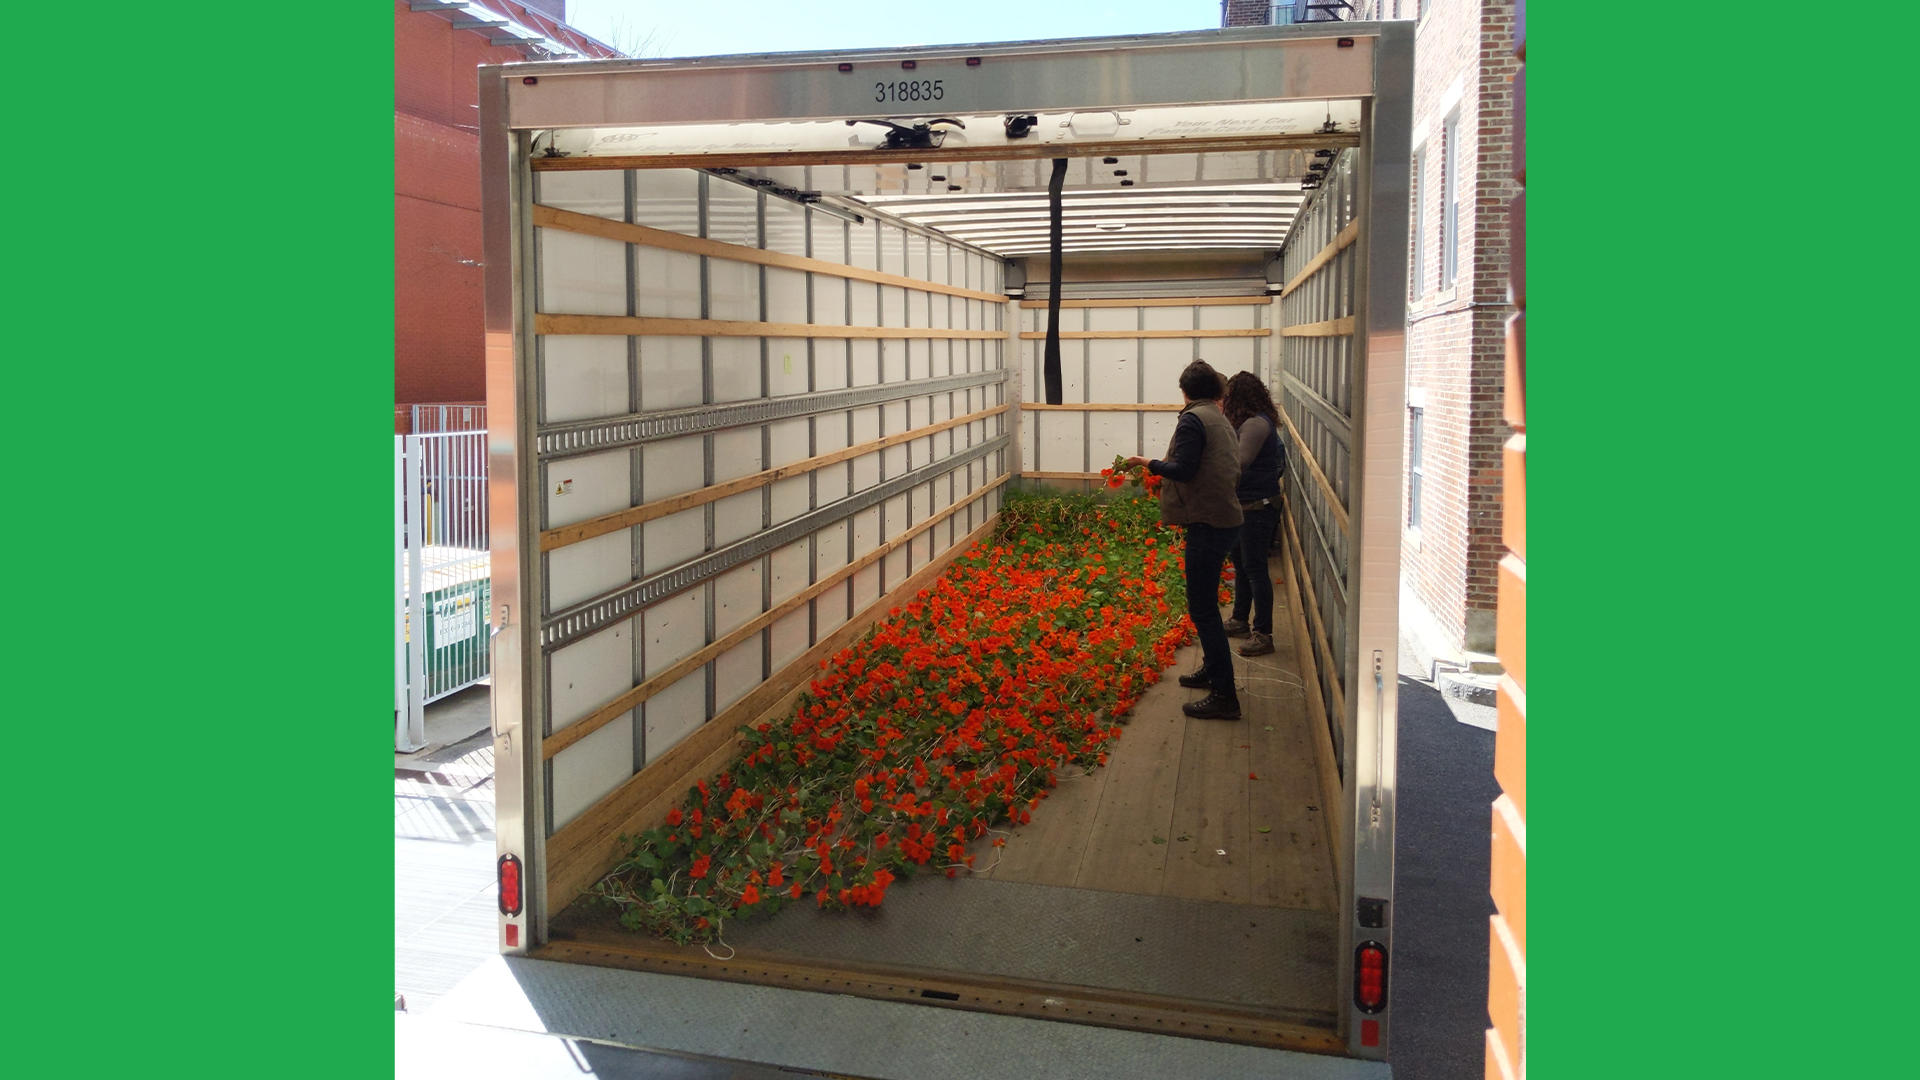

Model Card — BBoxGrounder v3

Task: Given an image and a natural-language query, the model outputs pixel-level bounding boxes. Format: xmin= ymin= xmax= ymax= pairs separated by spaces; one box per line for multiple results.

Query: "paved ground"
xmin=1388 ymin=643 xmax=1500 ymax=1080
xmin=395 ymin=651 xmax=1499 ymax=1077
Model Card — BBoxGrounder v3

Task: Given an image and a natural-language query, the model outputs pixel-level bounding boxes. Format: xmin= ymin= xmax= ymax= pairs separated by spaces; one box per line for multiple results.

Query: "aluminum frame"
xmin=483 ymin=21 xmax=1411 ymax=1060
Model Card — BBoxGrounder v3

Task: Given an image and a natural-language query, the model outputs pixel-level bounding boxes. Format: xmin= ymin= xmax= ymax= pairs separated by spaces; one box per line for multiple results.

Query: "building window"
xmin=1408 ymin=406 xmax=1424 ymax=528
xmin=1440 ymin=112 xmax=1459 ymax=289
xmin=1271 ymin=1 xmax=1298 ymax=24
xmin=1411 ymin=147 xmax=1426 ymax=298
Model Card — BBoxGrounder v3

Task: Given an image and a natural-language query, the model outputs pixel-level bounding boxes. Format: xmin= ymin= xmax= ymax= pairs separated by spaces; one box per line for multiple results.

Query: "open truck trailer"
xmin=467 ymin=21 xmax=1412 ymax=1076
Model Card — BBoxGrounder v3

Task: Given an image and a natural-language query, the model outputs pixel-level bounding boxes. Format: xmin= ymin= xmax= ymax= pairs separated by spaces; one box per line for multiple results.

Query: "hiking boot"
xmin=1237 ymin=631 xmax=1275 ymax=657
xmin=1178 ymin=668 xmax=1210 ymax=689
xmin=1223 ymin=617 xmax=1250 ymax=638
xmin=1182 ymin=692 xmax=1242 ymax=721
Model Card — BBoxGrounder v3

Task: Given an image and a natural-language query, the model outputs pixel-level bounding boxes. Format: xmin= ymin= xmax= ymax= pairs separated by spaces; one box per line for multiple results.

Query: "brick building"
xmin=394 ymin=1 xmax=620 ymax=432
xmin=1226 ymin=0 xmax=1514 ymax=672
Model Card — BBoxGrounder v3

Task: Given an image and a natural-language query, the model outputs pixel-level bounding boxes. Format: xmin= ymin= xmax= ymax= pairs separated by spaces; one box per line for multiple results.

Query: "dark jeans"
xmin=1183 ymin=521 xmax=1242 ymax=696
xmin=1230 ymin=505 xmax=1279 ymax=635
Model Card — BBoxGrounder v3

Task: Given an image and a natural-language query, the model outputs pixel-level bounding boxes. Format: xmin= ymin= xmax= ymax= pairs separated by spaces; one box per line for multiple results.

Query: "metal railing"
xmin=395 ymin=430 xmax=491 ymax=751
xmin=409 ymin=402 xmax=489 ymax=433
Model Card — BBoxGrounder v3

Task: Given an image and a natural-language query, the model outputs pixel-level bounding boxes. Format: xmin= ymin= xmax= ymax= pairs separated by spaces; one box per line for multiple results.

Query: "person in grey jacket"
xmin=1124 ymin=361 xmax=1244 ymax=720
xmin=1221 ymin=371 xmax=1286 ymax=658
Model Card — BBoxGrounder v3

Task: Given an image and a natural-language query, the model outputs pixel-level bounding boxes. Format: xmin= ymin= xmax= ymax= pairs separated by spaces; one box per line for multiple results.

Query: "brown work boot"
xmin=1223 ymin=617 xmax=1250 ymax=638
xmin=1237 ymin=631 xmax=1274 ymax=657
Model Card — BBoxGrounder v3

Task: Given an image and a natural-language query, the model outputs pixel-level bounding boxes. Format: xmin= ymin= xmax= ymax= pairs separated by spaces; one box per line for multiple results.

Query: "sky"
xmin=562 ymin=0 xmax=1228 ymax=58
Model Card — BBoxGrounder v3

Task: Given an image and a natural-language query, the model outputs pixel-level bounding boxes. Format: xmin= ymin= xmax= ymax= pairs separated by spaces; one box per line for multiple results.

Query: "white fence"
xmin=395 ymin=430 xmax=491 ymax=751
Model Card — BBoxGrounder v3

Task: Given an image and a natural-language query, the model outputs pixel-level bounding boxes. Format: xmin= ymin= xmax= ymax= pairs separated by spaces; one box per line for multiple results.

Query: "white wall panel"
xmin=814 ymin=278 xmax=848 ymax=328
xmin=550 ymin=713 xmax=635 ymax=830
xmin=541 ymin=336 xmax=628 ymax=424
xmin=1143 ymin=306 xmax=1193 ymax=332
xmin=707 ymin=181 xmax=759 ymax=248
xmin=708 ymin=258 xmax=760 ymax=322
xmin=714 ymin=562 xmax=763 ymax=641
xmin=537 ymin=171 xmax=623 ymax=218
xmin=638 ymin=336 xmax=703 ymax=409
xmin=1087 ymin=308 xmax=1136 ymax=333
xmin=768 ymin=539 xmax=810 ymax=606
xmin=811 ymin=210 xmax=848 ymax=263
xmin=641 ymin=435 xmax=704 ymax=501
xmin=765 ymin=200 xmax=807 ymax=257
xmin=1089 ymin=413 xmax=1140 ymax=465
xmin=539 ymin=231 xmax=627 ymax=316
xmin=767 ymin=338 xmax=808 ymax=397
xmin=1143 ymin=339 xmax=1192 ymax=399
xmin=714 ymin=489 xmax=761 ymax=549
xmin=550 ymin=618 xmax=634 ymax=731
xmin=851 ymin=561 xmax=881 ymax=613
xmin=632 ymin=169 xmax=700 ymax=234
xmin=766 ymin=269 xmax=808 ymax=325
xmin=1199 ymin=304 xmax=1260 ymax=330
xmin=642 ymin=587 xmax=705 ymax=677
xmin=850 ymin=341 xmax=880 ymax=386
xmin=547 ymin=530 xmax=630 ymax=613
xmin=716 ymin=636 xmax=761 ymax=713
xmin=545 ymin=448 xmax=630 ymax=528
xmin=644 ymin=676 xmax=705 ymax=764
xmin=814 ymin=519 xmax=848 ymax=581
xmin=1143 ymin=412 xmax=1180 ymax=458
xmin=1036 ymin=411 xmax=1082 ymax=473
xmin=771 ymin=607 xmax=809 ymax=672
xmin=710 ymin=337 xmax=761 ymax=404
xmin=636 ymin=251 xmax=702 ymax=318
xmin=1088 ymin=340 xmax=1138 ymax=404
xmin=643 ymin=506 xmax=705 ymax=576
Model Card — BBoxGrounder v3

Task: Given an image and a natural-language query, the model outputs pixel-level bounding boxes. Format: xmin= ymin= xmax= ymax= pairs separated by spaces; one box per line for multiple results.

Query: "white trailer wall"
xmin=1017 ymin=295 xmax=1271 ymax=475
xmin=525 ymin=168 xmax=1008 ymax=902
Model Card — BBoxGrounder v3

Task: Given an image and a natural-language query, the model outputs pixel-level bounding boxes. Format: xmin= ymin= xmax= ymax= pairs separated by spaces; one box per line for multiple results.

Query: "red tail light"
xmin=498 ymin=854 xmax=523 ymax=916
xmin=1354 ymin=941 xmax=1388 ymax=1013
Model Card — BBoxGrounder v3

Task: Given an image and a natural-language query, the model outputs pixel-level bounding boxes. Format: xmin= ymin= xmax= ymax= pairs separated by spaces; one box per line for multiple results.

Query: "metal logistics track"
xmin=536 ymin=370 xmax=1008 ymax=461
xmin=540 ymin=434 xmax=1009 ymax=651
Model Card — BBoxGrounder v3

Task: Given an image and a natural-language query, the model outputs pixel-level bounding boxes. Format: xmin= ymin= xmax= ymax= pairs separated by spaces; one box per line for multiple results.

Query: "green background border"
xmin=1546 ymin=3 xmax=1914 ymax=1077
xmin=10 ymin=4 xmax=392 ymax=1074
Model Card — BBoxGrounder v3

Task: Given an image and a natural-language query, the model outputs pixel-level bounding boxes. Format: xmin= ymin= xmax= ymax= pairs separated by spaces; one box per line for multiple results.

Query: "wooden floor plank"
xmin=1161 ymin=707 xmax=1253 ymax=905
xmin=1069 ymin=645 xmax=1196 ymax=895
xmin=985 ymin=750 xmax=1112 ymax=886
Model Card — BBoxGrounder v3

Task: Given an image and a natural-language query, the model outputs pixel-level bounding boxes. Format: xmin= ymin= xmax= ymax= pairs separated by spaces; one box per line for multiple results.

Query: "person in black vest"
xmin=1124 ymin=360 xmax=1244 ymax=720
xmin=1221 ymin=371 xmax=1286 ymax=658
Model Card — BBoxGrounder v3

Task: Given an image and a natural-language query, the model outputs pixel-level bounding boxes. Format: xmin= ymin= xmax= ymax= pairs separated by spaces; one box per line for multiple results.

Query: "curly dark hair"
xmin=1177 ymin=360 xmax=1224 ymax=402
xmin=1222 ymin=370 xmax=1280 ymax=429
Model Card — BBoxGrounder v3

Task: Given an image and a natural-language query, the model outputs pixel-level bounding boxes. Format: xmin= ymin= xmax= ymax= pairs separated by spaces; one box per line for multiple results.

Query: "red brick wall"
xmin=394 ymin=2 xmax=535 ymax=424
xmin=1223 ymin=0 xmax=1272 ymax=27
xmin=1401 ymin=0 xmax=1515 ymax=654
xmin=1488 ymin=12 xmax=1525 ymax=1076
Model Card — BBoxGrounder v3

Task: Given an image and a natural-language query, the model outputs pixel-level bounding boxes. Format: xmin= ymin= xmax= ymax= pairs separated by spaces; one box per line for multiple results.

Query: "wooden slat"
xmin=1018 ymin=328 xmax=1267 ymax=340
xmin=1279 ymin=501 xmax=1344 ymax=882
xmin=537 ymin=313 xmax=1002 ymax=340
xmin=546 ymin=512 xmax=1003 ymax=910
xmin=1018 ymin=296 xmax=1269 ymax=309
xmin=1276 ymin=408 xmax=1351 ymax=535
xmin=1278 ymin=221 xmax=1360 ymax=299
xmin=540 ymin=405 xmax=1007 ymax=551
xmin=533 ymin=204 xmax=1005 ymax=303
xmin=1278 ymin=317 xmax=1355 ymax=338
xmin=529 ymin=131 xmax=1363 ymax=173
xmin=1018 ymin=402 xmax=1183 ymax=412
xmin=542 ymin=476 xmax=1008 ymax=761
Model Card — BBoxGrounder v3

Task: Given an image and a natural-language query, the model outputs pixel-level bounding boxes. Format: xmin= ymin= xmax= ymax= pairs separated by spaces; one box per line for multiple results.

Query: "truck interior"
xmin=483 ymin=23 xmax=1408 ymax=1064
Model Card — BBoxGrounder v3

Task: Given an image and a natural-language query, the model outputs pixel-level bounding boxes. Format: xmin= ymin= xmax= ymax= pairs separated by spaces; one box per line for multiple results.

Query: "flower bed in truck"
xmin=596 ymin=480 xmax=1197 ymax=944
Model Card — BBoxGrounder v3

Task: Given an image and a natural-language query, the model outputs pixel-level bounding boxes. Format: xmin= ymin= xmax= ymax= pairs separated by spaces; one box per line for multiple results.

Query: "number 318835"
xmin=875 ymin=79 xmax=943 ymax=103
